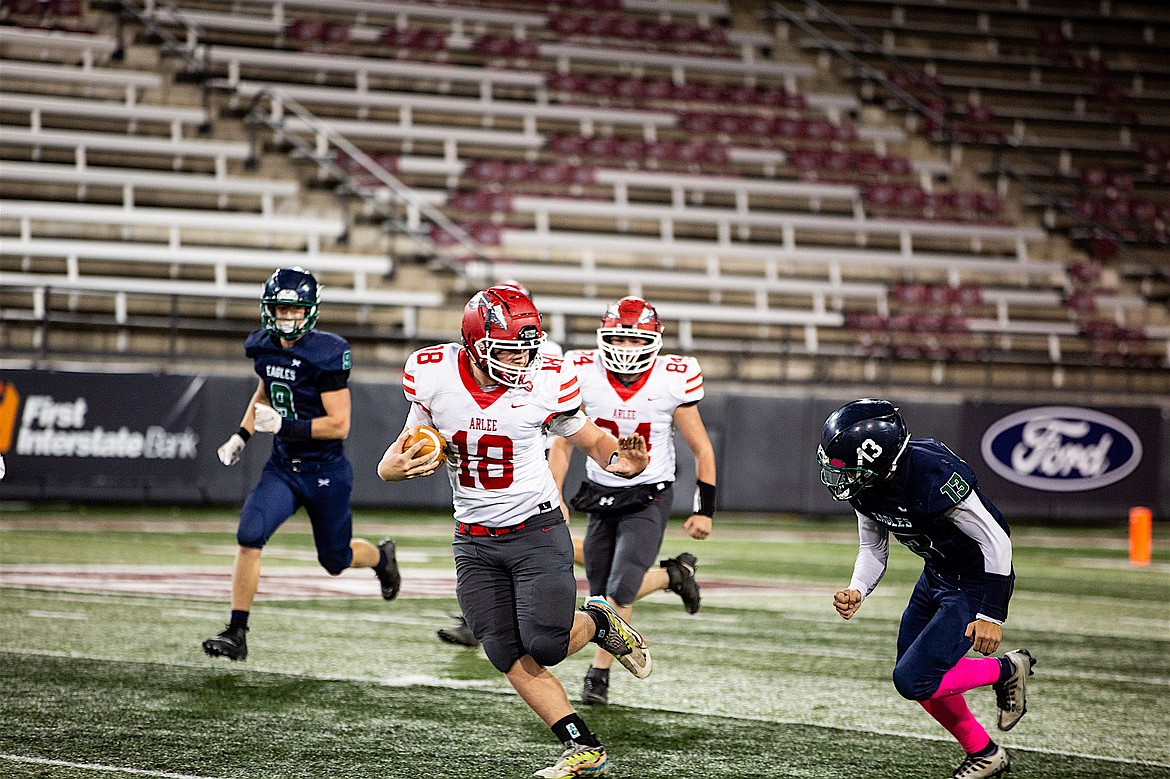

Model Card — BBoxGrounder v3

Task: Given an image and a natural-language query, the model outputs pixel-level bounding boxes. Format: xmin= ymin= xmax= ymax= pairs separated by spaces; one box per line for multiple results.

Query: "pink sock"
xmin=921 ymin=695 xmax=991 ymax=754
xmin=930 ymin=657 xmax=1001 ymax=699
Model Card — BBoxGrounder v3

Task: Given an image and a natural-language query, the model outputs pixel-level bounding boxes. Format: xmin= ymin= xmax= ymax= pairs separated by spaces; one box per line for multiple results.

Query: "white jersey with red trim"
xmin=566 ymin=349 xmax=704 ymax=488
xmin=539 ymin=340 xmax=563 ymax=452
xmin=402 ymin=342 xmax=583 ymax=527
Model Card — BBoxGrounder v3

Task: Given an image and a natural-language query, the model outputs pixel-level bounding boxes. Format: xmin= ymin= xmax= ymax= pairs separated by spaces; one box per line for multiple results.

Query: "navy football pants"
xmin=237 ymin=457 xmax=355 ymax=575
xmin=893 ymin=566 xmax=1005 ymax=701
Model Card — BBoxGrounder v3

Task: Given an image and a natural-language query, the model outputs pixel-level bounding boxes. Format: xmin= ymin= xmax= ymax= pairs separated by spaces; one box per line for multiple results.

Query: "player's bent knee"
xmin=483 ymin=641 xmax=522 ymax=673
xmin=527 ymin=634 xmax=570 ymax=668
xmin=318 ymin=554 xmax=349 ymax=576
xmin=236 ymin=529 xmax=267 ymax=549
xmin=892 ymin=665 xmax=937 ymax=701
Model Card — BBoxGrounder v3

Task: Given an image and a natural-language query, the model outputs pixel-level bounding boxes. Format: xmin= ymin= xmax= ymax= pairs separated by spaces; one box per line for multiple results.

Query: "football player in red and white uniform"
xmin=433 ymin=279 xmax=568 ymax=649
xmin=377 ymin=286 xmax=652 ymax=779
xmin=549 ymin=296 xmax=716 ymax=707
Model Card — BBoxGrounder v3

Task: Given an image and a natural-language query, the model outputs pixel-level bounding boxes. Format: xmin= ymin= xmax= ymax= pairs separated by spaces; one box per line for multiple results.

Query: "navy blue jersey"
xmin=851 ymin=439 xmax=1014 ymax=620
xmin=245 ymin=329 xmax=351 ymax=463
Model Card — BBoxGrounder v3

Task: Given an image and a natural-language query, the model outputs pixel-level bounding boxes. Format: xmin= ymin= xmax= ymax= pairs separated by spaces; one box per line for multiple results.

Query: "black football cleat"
xmin=581 ymin=666 xmax=610 ymax=706
xmin=202 ymin=625 xmax=247 ymax=661
xmin=661 ymin=552 xmax=701 ymax=614
xmin=376 ymin=538 xmax=402 ymax=601
xmin=437 ymin=614 xmax=479 ymax=648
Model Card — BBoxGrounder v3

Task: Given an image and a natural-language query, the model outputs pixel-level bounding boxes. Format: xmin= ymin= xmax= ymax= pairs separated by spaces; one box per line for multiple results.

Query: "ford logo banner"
xmin=980 ymin=406 xmax=1143 ymax=492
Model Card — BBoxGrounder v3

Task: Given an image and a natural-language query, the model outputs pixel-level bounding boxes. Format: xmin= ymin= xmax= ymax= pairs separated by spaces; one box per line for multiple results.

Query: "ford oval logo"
xmin=980 ymin=407 xmax=1143 ymax=492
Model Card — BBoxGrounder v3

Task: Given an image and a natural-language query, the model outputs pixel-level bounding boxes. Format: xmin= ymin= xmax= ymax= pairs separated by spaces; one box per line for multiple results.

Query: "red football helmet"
xmin=461 ymin=286 xmax=546 ymax=388
xmin=496 ymin=278 xmax=531 ymax=298
xmin=597 ymin=296 xmax=663 ymax=375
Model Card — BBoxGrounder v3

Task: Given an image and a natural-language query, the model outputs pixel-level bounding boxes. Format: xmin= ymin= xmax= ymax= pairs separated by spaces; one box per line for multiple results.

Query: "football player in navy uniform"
xmin=202 ymin=267 xmax=401 ymax=661
xmin=819 ymin=399 xmax=1035 ymax=779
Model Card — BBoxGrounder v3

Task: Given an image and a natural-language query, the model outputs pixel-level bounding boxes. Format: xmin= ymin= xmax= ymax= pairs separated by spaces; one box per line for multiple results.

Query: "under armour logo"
xmin=598 ymin=496 xmax=615 ymax=506
xmin=317 ymin=478 xmax=331 ymax=487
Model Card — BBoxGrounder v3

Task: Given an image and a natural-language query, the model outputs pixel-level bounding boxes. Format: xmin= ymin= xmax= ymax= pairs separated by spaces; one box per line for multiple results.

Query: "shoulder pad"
xmin=660 ymin=354 xmax=704 ymax=403
xmin=244 ymin=329 xmax=270 ymax=357
xmin=906 ymin=440 xmax=979 ymax=513
xmin=313 ymin=331 xmax=352 ymax=373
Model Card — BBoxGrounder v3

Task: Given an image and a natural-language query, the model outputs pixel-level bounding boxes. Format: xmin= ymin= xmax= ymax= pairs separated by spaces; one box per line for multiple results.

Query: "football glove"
xmin=0 ymin=453 xmax=6 ymax=480
xmin=217 ymin=434 xmax=247 ymax=467
xmin=254 ymin=403 xmax=283 ymax=434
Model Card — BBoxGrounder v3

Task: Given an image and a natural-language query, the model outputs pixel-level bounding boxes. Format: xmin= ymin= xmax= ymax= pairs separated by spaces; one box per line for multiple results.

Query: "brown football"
xmin=407 ymin=424 xmax=446 ymax=465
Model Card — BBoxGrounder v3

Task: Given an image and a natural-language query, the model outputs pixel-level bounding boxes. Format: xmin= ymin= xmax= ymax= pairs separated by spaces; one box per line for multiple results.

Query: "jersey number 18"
xmin=451 ymin=431 xmax=514 ymax=489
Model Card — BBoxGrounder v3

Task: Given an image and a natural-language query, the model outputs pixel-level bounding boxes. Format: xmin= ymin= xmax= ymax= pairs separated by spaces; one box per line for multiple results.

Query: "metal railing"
xmin=113 ymin=0 xmax=488 ymax=275
xmin=242 ymin=87 xmax=487 ymax=275
xmin=766 ymin=0 xmax=953 ymax=137
xmin=113 ymin=0 xmax=212 ymax=131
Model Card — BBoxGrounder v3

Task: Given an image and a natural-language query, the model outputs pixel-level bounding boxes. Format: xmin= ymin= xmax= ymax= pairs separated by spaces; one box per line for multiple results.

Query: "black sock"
xmin=972 ymin=739 xmax=998 ymax=757
xmin=550 ymin=713 xmax=601 ymax=748
xmin=996 ymin=656 xmax=1014 ymax=683
xmin=584 ymin=607 xmax=608 ymax=642
xmin=374 ymin=546 xmax=388 ymax=573
xmin=229 ymin=610 xmax=249 ymax=631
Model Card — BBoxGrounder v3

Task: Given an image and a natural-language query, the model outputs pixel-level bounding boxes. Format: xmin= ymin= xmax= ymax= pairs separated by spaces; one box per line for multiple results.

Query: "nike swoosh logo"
xmin=511 ymin=402 xmax=526 ymax=408
xmin=646 ymin=396 xmax=660 ymax=401
xmin=541 ymin=526 xmax=555 ymax=531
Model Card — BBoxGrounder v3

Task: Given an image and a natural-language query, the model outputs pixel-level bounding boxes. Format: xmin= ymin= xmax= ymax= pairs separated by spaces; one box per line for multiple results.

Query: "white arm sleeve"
xmin=849 ymin=511 xmax=890 ymax=599
xmin=546 ymin=409 xmax=587 ymax=437
xmin=948 ymin=493 xmax=1013 ymax=577
xmin=948 ymin=492 xmax=1013 ymax=624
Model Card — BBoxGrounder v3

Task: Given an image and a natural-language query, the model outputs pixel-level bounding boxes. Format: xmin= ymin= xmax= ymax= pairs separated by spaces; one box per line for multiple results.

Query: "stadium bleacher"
xmin=1 ymin=0 xmax=1167 ymax=394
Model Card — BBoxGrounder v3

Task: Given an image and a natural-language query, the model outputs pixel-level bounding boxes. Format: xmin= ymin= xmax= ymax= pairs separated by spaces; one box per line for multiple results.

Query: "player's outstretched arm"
xmin=565 ymin=419 xmax=648 ymax=478
xmin=833 ymin=588 xmax=863 ymax=620
xmin=378 ymin=428 xmax=442 ymax=482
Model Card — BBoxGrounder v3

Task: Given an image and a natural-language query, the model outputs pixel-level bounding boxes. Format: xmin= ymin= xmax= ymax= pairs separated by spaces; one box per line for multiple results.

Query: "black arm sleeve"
xmin=317 ymin=370 xmax=349 ymax=393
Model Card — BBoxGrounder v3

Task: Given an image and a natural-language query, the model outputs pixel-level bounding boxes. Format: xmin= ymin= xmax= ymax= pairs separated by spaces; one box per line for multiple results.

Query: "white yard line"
xmin=0 ymin=754 xmax=231 ymax=779
xmin=3 ymin=647 xmax=1167 ymax=769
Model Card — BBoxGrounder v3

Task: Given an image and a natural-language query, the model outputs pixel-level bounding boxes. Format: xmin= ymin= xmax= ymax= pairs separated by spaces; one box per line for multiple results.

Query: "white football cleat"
xmin=952 ymin=744 xmax=1010 ymax=779
xmin=994 ymin=648 xmax=1036 ymax=731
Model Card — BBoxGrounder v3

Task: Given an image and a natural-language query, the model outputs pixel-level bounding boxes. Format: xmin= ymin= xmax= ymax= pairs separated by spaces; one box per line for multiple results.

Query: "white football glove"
xmin=254 ymin=403 xmax=283 ymax=434
xmin=217 ymin=434 xmax=247 ymax=467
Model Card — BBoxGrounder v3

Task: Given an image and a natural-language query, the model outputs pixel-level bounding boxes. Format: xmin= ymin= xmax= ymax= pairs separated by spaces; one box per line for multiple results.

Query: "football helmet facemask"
xmin=818 ymin=398 xmax=910 ymax=501
xmin=461 ymin=286 xmax=546 ymax=388
xmin=597 ymin=296 xmax=663 ymax=375
xmin=261 ymin=266 xmax=319 ymax=339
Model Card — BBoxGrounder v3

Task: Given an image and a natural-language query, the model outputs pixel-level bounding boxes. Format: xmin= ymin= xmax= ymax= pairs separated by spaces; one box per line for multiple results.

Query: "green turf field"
xmin=1 ymin=507 xmax=1168 ymax=779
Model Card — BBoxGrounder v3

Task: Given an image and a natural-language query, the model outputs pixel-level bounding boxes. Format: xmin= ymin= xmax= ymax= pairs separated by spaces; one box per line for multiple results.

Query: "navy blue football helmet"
xmin=261 ymin=267 xmax=319 ymax=339
xmin=817 ymin=399 xmax=910 ymax=500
